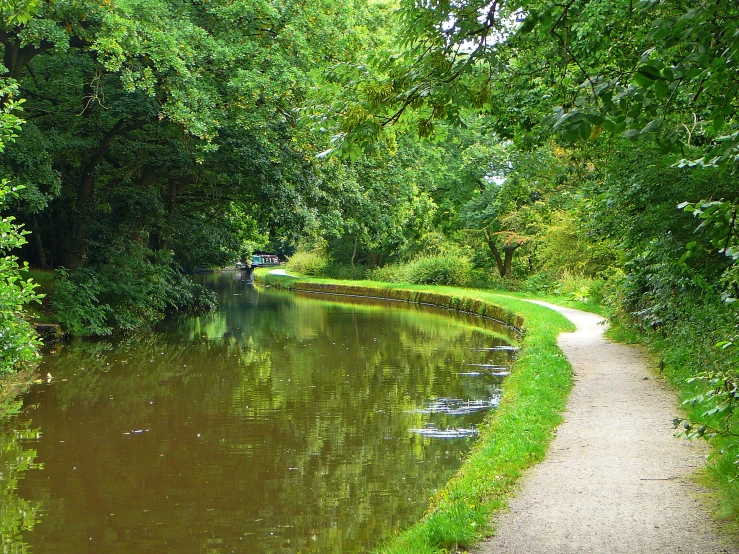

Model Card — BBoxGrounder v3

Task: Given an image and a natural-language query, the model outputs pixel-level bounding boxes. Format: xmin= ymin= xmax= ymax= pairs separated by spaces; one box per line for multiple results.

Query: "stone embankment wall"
xmin=287 ymin=281 xmax=525 ymax=332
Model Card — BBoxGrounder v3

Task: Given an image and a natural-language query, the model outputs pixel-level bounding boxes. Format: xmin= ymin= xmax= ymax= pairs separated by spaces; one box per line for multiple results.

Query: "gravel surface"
xmin=268 ymin=268 xmax=294 ymax=276
xmin=476 ymin=301 xmax=738 ymax=554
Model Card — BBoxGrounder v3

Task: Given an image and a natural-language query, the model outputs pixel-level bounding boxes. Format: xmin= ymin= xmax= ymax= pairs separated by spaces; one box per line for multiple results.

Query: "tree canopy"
xmin=1 ymin=0 xmax=397 ymax=333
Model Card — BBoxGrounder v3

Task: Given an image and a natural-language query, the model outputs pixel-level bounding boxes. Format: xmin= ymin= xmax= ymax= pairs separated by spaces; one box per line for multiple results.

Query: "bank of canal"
xmin=0 ymin=270 xmax=557 ymax=553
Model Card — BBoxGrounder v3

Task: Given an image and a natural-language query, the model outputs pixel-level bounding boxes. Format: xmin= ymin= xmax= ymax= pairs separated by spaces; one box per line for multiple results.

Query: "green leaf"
xmin=637 ymin=64 xmax=663 ymax=81
xmin=518 ymin=16 xmax=538 ymax=35
xmin=633 ymin=72 xmax=654 ymax=88
xmin=712 ymin=114 xmax=725 ymax=132
xmin=653 ymin=80 xmax=668 ymax=99
xmin=640 ymin=118 xmax=663 ymax=135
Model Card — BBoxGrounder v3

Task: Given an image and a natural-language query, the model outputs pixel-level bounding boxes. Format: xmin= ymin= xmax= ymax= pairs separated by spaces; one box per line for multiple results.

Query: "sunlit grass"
xmin=256 ymin=270 xmax=575 ymax=552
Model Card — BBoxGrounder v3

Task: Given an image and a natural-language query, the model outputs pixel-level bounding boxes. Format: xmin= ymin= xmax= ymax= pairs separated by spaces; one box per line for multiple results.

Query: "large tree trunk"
xmin=503 ymin=246 xmax=517 ymax=279
xmin=483 ymin=229 xmax=505 ymax=278
xmin=484 ymin=229 xmax=521 ymax=279
xmin=153 ymin=178 xmax=192 ymax=252
xmin=76 ymin=119 xmax=126 ymax=212
xmin=64 ymin=119 xmax=127 ymax=269
xmin=0 ymin=33 xmax=53 ymax=81
xmin=30 ymin=215 xmax=48 ymax=269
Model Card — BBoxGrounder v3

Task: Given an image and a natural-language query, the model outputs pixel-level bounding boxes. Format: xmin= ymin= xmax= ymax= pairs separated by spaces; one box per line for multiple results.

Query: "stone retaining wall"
xmin=288 ymin=282 xmax=525 ymax=333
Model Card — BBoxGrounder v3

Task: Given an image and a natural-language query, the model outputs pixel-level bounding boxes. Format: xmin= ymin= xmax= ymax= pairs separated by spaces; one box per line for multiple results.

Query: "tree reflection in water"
xmin=0 ymin=394 xmax=42 ymax=552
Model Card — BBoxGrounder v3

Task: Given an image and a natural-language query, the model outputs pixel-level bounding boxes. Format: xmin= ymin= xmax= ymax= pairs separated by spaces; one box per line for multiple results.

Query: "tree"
xmin=0 ymin=79 xmax=40 ymax=372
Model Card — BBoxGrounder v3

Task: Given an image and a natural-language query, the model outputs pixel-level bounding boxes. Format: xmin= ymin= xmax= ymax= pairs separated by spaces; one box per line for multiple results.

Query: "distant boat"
xmin=249 ymin=253 xmax=281 ymax=268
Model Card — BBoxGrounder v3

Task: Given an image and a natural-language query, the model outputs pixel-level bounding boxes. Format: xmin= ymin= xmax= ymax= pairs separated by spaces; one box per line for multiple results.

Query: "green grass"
xmin=256 ymin=270 xmax=576 ymax=552
xmin=257 ymin=268 xmax=608 ymax=316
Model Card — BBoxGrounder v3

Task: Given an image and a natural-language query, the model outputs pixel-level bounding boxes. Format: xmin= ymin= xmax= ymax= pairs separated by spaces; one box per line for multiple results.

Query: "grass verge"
xmin=256 ymin=270 xmax=575 ymax=552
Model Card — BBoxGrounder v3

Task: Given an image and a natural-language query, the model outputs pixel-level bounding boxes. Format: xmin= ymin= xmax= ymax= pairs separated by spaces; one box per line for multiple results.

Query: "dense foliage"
xmin=1 ymin=0 xmax=394 ymax=334
xmin=0 ymin=76 xmax=40 ymax=373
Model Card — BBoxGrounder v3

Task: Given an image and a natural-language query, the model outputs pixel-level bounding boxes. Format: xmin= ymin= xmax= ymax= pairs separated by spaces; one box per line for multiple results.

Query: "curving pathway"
xmin=477 ymin=301 xmax=738 ymax=554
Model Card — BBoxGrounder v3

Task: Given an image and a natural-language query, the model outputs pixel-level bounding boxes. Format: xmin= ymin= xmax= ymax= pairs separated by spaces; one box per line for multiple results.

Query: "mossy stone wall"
xmin=290 ymin=282 xmax=524 ymax=332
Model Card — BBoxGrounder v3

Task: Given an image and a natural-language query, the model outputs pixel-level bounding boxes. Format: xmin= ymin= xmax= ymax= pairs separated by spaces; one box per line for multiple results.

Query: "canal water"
xmin=1 ymin=271 xmax=517 ymax=553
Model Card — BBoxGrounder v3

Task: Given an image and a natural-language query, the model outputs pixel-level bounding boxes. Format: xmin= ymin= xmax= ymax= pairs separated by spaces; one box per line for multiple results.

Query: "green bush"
xmin=368 ymin=263 xmax=410 ymax=283
xmin=369 ymin=255 xmax=473 ymax=287
xmin=586 ymin=278 xmax=606 ymax=305
xmin=52 ymin=268 xmax=113 ymax=336
xmin=285 ymin=250 xmax=328 ymax=276
xmin=466 ymin=267 xmax=504 ymax=290
xmin=0 ymin=186 xmax=42 ymax=373
xmin=53 ymin=246 xmax=216 ymax=336
xmin=407 ymin=255 xmax=472 ymax=286
xmin=0 ymin=94 xmax=42 ymax=373
xmin=521 ymin=273 xmax=554 ymax=294
xmin=550 ymin=270 xmax=590 ymax=299
xmin=324 ymin=262 xmax=368 ymax=280
xmin=521 ymin=270 xmax=607 ymax=305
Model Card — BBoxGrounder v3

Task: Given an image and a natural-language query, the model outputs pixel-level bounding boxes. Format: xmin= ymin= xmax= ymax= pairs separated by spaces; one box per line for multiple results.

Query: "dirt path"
xmin=268 ymin=268 xmax=294 ymax=277
xmin=476 ymin=301 xmax=738 ymax=554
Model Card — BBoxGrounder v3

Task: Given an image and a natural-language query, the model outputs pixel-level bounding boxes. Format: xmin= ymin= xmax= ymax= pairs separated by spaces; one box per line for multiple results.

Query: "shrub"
xmin=521 ymin=273 xmax=554 ymax=294
xmin=467 ymin=267 xmax=502 ymax=290
xmin=53 ymin=247 xmax=216 ymax=336
xmin=285 ymin=250 xmax=328 ymax=276
xmin=368 ymin=263 xmax=410 ymax=283
xmin=324 ymin=262 xmax=368 ymax=280
xmin=0 ymin=186 xmax=42 ymax=373
xmin=53 ymin=268 xmax=113 ymax=336
xmin=407 ymin=255 xmax=472 ymax=286
xmin=369 ymin=255 xmax=473 ymax=287
xmin=520 ymin=271 xmax=607 ymax=306
xmin=586 ymin=278 xmax=606 ymax=305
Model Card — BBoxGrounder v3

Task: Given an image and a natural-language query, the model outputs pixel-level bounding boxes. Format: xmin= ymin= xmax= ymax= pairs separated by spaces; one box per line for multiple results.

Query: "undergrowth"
xmin=368 ymin=255 xmax=474 ymax=287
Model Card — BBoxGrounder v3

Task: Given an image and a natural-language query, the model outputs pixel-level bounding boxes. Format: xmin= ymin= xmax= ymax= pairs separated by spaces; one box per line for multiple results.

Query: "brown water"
xmin=1 ymin=271 xmax=516 ymax=553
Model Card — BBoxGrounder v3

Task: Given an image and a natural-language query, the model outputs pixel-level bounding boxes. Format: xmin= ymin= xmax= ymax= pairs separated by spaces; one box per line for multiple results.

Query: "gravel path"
xmin=476 ymin=301 xmax=738 ymax=554
xmin=268 ymin=268 xmax=294 ymax=276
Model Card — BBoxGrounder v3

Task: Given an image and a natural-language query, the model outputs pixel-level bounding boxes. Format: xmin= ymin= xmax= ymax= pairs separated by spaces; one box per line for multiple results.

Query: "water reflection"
xmin=0 ymin=397 xmax=42 ymax=553
xmin=5 ymin=271 xmax=516 ymax=553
